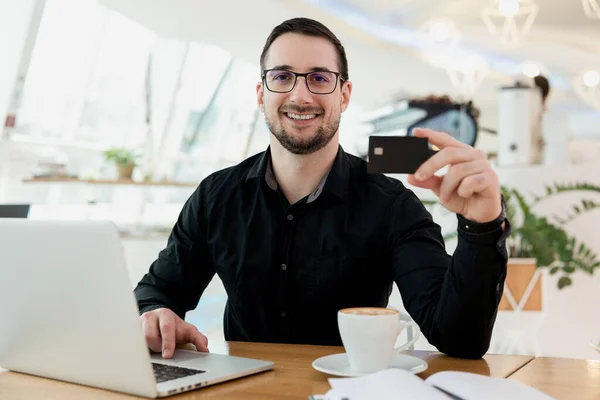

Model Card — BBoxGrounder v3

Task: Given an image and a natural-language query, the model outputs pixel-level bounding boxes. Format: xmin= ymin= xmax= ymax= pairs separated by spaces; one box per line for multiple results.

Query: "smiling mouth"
xmin=285 ymin=112 xmax=319 ymax=121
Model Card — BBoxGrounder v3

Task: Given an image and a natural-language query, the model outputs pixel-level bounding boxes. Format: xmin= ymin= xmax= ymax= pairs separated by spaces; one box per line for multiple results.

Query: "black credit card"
xmin=367 ymin=136 xmax=438 ymax=174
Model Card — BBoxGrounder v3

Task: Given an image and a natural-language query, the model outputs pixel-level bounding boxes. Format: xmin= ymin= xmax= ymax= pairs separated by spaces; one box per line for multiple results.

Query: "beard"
xmin=265 ymin=105 xmax=340 ymax=155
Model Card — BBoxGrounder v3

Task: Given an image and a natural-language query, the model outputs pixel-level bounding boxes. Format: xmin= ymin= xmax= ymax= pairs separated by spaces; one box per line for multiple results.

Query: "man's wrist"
xmin=457 ymin=196 xmax=507 ymax=234
xmin=457 ymin=214 xmax=503 ymax=234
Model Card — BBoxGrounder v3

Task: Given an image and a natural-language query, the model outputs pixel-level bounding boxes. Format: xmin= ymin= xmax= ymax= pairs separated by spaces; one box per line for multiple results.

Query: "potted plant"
xmin=424 ymin=182 xmax=600 ymax=309
xmin=504 ymin=183 xmax=600 ymax=284
xmin=103 ymin=148 xmax=138 ymax=180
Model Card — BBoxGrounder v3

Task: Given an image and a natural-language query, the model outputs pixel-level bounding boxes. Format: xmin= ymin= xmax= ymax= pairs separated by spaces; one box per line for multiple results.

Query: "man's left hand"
xmin=407 ymin=128 xmax=502 ymax=223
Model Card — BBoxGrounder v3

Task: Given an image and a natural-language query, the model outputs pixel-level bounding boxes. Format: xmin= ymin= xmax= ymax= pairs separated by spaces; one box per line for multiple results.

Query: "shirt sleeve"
xmin=134 ymin=182 xmax=216 ymax=319
xmin=390 ymin=189 xmax=510 ymax=359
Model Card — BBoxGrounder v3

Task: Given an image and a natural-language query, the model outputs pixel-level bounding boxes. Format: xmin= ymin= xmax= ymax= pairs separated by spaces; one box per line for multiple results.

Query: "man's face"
xmin=257 ymin=33 xmax=352 ymax=155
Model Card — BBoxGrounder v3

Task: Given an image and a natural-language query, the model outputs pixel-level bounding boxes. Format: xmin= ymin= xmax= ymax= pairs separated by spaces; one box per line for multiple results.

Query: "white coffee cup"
xmin=338 ymin=307 xmax=420 ymax=374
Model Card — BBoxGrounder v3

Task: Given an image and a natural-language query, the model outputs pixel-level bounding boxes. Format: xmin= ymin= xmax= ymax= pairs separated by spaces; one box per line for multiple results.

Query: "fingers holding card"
xmin=366 ymin=129 xmax=502 ymax=224
xmin=412 ymin=128 xmax=470 ymax=150
xmin=409 ymin=129 xmax=501 ymax=223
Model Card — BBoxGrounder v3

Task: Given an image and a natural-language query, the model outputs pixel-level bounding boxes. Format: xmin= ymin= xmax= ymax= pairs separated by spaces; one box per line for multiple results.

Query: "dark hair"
xmin=260 ymin=17 xmax=349 ymax=82
xmin=534 ymin=75 xmax=550 ymax=102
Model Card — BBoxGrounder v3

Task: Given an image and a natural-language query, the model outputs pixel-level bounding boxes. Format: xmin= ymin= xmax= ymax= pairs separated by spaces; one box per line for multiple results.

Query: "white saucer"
xmin=312 ymin=353 xmax=428 ymax=377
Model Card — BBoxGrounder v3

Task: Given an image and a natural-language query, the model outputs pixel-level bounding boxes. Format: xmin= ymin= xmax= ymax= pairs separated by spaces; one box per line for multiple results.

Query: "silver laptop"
xmin=0 ymin=219 xmax=274 ymax=398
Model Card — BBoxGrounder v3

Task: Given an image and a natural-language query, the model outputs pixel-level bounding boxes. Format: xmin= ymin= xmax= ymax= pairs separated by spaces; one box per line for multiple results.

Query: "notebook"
xmin=310 ymin=368 xmax=555 ymax=400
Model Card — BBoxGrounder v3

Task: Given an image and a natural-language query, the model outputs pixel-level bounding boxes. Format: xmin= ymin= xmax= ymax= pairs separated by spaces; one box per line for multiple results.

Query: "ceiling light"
xmin=582 ymin=0 xmax=600 ymax=19
xmin=573 ymin=70 xmax=600 ymax=110
xmin=482 ymin=0 xmax=539 ymax=46
xmin=498 ymin=0 xmax=520 ymax=17
xmin=427 ymin=50 xmax=489 ymax=98
xmin=420 ymin=18 xmax=461 ymax=51
xmin=583 ymin=70 xmax=600 ymax=87
xmin=521 ymin=62 xmax=541 ymax=77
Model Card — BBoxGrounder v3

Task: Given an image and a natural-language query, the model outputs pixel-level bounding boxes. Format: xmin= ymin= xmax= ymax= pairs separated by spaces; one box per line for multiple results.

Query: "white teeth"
xmin=287 ymin=113 xmax=317 ymax=120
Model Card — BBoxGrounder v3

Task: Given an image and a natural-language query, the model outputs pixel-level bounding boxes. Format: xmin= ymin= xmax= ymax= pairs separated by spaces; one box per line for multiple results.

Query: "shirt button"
xmin=287 ymin=214 xmax=294 ymax=221
xmin=281 ymin=264 xmax=287 ymax=271
xmin=280 ymin=312 xmax=287 ymax=318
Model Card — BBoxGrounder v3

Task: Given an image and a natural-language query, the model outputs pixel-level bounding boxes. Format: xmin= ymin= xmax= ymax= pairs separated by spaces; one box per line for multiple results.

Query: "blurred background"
xmin=1 ymin=0 xmax=599 ymax=360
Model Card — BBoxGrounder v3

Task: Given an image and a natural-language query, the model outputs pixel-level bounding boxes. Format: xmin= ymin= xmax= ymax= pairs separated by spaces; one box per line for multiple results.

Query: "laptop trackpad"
xmin=151 ymin=350 xmax=209 ymax=364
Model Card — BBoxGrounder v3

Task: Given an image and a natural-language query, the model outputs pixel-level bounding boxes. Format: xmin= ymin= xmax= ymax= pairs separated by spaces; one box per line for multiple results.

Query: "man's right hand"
xmin=139 ymin=308 xmax=209 ymax=359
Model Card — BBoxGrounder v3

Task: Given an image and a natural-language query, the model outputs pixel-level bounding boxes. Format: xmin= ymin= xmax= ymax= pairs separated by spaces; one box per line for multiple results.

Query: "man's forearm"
xmin=135 ymin=280 xmax=176 ymax=316
xmin=134 ymin=181 xmax=215 ymax=319
xmin=134 ymin=251 xmax=213 ymax=319
xmin=428 ymin=225 xmax=509 ymax=359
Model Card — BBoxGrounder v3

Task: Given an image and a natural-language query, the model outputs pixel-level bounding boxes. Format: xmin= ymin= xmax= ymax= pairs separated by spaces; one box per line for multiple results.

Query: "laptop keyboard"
xmin=152 ymin=363 xmax=206 ymax=383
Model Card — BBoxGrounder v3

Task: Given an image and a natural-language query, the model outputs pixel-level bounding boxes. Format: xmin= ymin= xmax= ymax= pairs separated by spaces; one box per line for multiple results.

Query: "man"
xmin=135 ymin=17 xmax=510 ymax=360
xmin=531 ymin=74 xmax=551 ymax=164
xmin=534 ymin=75 xmax=551 ymax=107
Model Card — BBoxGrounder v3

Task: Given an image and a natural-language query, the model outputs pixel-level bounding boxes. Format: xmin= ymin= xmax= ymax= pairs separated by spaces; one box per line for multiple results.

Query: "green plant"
xmin=506 ymin=183 xmax=600 ymax=289
xmin=103 ymin=148 xmax=137 ymax=166
xmin=427 ymin=182 xmax=600 ymax=289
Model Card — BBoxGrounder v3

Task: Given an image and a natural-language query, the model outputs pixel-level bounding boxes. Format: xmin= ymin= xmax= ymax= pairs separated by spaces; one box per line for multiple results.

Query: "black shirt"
xmin=135 ymin=146 xmax=510 ymax=359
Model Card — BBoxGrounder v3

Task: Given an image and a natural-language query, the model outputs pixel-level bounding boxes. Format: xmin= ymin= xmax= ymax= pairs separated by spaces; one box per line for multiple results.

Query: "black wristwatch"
xmin=457 ymin=196 xmax=507 ymax=234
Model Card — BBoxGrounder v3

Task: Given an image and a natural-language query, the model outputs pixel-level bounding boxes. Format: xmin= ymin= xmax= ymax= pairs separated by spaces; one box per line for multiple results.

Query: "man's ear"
xmin=256 ymin=82 xmax=265 ymax=112
xmin=341 ymin=80 xmax=352 ymax=113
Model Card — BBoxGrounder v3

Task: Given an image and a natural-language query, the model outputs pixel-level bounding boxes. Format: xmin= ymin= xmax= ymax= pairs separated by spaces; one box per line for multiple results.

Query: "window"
xmin=16 ymin=0 xmax=107 ymax=139
xmin=14 ymin=0 xmax=262 ymax=184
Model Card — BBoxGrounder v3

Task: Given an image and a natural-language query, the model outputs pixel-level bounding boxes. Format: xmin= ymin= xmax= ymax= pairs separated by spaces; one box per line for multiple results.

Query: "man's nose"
xmin=288 ymin=77 xmax=314 ymax=104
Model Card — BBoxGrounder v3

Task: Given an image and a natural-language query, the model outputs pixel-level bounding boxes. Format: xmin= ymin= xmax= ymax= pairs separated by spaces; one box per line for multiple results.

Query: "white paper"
xmin=425 ymin=371 xmax=556 ymax=400
xmin=324 ymin=369 xmax=447 ymax=400
xmin=310 ymin=368 xmax=557 ymax=400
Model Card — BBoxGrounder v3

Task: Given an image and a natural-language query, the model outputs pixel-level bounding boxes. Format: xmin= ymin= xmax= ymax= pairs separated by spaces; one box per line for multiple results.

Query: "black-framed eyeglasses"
xmin=262 ymin=69 xmax=344 ymax=95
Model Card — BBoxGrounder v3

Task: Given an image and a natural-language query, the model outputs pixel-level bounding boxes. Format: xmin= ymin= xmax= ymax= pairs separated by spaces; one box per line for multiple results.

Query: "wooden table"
xmin=0 ymin=341 xmax=533 ymax=400
xmin=509 ymin=357 xmax=600 ymax=400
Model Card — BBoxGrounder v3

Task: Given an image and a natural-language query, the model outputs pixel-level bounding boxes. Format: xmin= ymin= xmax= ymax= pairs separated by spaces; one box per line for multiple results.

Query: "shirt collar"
xmin=321 ymin=145 xmax=349 ymax=201
xmin=245 ymin=145 xmax=349 ymax=202
xmin=245 ymin=147 xmax=271 ymax=183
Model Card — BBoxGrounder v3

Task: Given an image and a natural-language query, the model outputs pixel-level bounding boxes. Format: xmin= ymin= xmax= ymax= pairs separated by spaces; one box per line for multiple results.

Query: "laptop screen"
xmin=0 ymin=204 xmax=30 ymax=218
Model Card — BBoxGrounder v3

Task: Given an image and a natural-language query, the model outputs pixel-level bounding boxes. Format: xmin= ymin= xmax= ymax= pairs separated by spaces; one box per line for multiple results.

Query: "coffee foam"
xmin=339 ymin=307 xmax=398 ymax=316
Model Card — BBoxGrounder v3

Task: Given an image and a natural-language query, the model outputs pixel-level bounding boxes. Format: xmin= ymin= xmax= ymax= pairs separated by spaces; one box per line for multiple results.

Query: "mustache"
xmin=279 ymin=105 xmax=323 ymax=114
